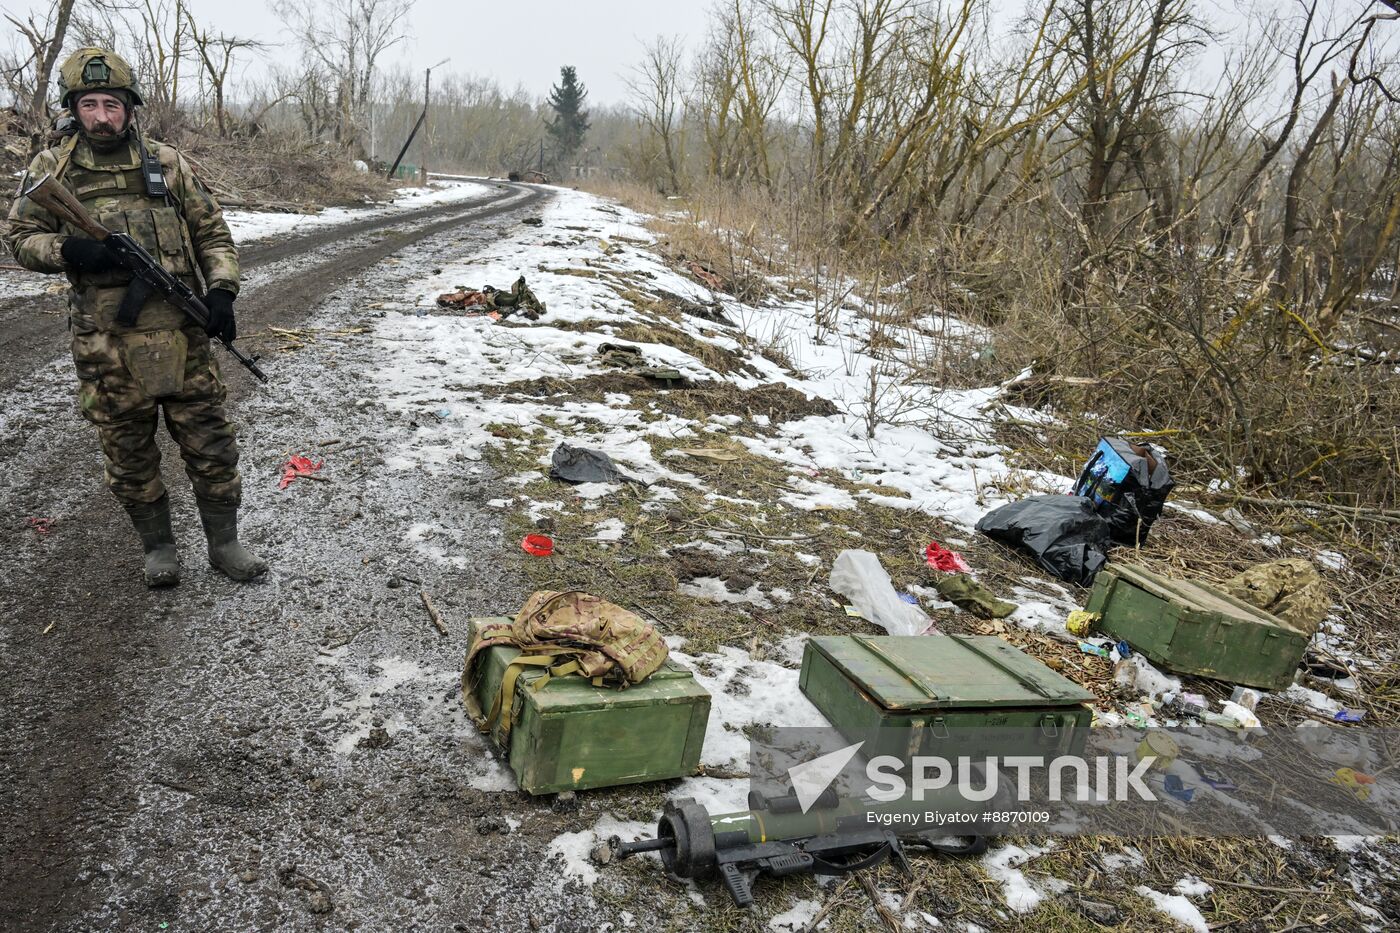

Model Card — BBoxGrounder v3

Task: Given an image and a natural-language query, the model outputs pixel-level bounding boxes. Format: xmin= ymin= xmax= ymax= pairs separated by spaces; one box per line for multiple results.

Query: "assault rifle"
xmin=608 ymin=790 xmax=989 ymax=907
xmin=21 ymin=173 xmax=268 ymax=383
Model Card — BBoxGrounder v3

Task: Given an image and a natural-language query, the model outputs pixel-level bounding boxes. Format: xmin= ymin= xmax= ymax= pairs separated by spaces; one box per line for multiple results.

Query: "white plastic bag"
xmin=829 ymin=550 xmax=937 ymax=637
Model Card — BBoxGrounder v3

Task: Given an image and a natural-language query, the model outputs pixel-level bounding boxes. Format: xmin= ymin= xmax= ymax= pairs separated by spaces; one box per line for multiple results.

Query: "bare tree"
xmin=626 ymin=35 xmax=688 ymax=192
xmin=183 ymin=8 xmax=263 ymax=137
xmin=3 ymin=0 xmax=77 ymax=156
xmin=272 ymin=0 xmax=414 ymax=153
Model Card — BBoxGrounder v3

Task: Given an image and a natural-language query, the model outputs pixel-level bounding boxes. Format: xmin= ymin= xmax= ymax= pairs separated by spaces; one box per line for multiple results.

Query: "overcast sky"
xmin=5 ymin=0 xmax=1391 ymax=109
xmin=10 ymin=0 xmax=717 ymax=107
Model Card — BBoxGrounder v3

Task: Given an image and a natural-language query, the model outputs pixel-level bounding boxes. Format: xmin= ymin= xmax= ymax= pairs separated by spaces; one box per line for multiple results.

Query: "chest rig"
xmin=56 ymin=136 xmax=199 ymax=333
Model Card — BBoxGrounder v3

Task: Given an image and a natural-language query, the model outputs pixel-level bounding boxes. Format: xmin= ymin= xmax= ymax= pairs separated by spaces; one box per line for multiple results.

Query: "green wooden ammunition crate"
xmin=1084 ymin=563 xmax=1308 ymax=690
xmin=465 ymin=618 xmax=710 ymax=795
xmin=799 ymin=635 xmax=1094 ymax=763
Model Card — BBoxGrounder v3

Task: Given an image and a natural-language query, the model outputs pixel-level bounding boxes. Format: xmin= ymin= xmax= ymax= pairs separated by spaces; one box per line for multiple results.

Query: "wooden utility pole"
xmin=387 ymin=57 xmax=448 ymax=183
xmin=421 ymin=57 xmax=448 ymax=184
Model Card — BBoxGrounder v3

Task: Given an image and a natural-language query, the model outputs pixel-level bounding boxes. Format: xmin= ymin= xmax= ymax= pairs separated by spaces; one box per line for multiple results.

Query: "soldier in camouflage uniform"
xmin=4 ymin=47 xmax=267 ymax=586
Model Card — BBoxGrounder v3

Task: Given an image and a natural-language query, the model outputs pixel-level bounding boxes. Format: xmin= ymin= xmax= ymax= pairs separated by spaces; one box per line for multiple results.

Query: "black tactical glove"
xmin=203 ymin=288 xmax=237 ymax=343
xmin=60 ymin=236 xmax=120 ymax=273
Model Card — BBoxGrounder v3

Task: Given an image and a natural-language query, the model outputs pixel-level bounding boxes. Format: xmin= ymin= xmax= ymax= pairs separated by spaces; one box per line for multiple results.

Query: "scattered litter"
xmin=1217 ymin=701 xmax=1261 ymax=729
xmin=1330 ymin=767 xmax=1376 ymax=801
xmin=976 ymin=495 xmax=1110 ymax=586
xmin=1161 ymin=773 xmax=1195 ymax=803
xmin=924 ymin=540 xmax=971 ymax=573
xmin=549 ymin=443 xmax=641 ymax=485
xmin=25 ymin=517 xmax=55 ymax=535
xmin=1136 ymin=732 xmax=1178 ymax=770
xmin=1334 ymin=708 xmax=1365 ymax=723
xmin=1302 ymin=651 xmax=1353 ymax=681
xmin=829 ymin=549 xmax=938 ymax=636
xmin=675 ymin=447 xmax=740 ymax=463
xmin=435 ymin=288 xmax=491 ymax=310
xmin=1181 ymin=693 xmax=1207 ymax=714
xmin=1065 ymin=609 xmax=1098 ymax=636
xmin=1228 ymin=686 xmax=1260 ymax=711
xmin=931 ymin=573 xmax=1016 ymax=619
xmin=1079 ymin=641 xmax=1111 ymax=659
xmin=1190 ymin=761 xmax=1235 ymax=791
xmin=597 ymin=343 xmax=685 ymax=384
xmin=686 ymin=260 xmax=723 ymax=290
xmin=278 ymin=455 xmax=324 ymax=489
xmin=436 ymin=275 xmax=547 ymax=320
xmin=521 ymin=534 xmax=555 ymax=557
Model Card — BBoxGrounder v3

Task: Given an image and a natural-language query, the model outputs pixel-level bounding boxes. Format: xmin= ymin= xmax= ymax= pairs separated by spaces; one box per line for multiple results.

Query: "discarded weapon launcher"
xmin=609 ymin=788 xmax=990 ymax=907
xmin=20 ymin=173 xmax=268 ymax=383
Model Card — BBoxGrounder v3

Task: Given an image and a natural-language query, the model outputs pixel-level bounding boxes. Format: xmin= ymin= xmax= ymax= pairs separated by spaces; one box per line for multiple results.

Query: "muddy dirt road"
xmin=0 ymin=181 xmax=634 ymax=931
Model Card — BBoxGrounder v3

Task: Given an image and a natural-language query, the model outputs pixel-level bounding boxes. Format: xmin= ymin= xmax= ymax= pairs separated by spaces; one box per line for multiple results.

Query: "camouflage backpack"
xmin=462 ymin=590 xmax=669 ymax=743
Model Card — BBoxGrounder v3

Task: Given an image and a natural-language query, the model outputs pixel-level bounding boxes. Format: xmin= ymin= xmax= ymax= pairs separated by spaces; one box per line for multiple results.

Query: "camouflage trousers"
xmin=70 ymin=326 xmax=242 ymax=507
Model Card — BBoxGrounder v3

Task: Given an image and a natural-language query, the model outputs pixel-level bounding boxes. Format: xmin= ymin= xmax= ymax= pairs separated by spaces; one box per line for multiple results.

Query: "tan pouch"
xmin=120 ymin=329 xmax=187 ymax=397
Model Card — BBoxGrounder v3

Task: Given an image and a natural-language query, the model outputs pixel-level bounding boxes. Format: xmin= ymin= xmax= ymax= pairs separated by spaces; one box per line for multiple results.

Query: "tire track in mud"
xmin=0 ymin=181 xmax=549 ymax=930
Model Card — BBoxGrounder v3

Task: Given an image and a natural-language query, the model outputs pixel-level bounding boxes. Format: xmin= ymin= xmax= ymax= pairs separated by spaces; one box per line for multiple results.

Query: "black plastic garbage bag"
xmin=975 ymin=495 xmax=1110 ymax=586
xmin=549 ymin=443 xmax=642 ymax=485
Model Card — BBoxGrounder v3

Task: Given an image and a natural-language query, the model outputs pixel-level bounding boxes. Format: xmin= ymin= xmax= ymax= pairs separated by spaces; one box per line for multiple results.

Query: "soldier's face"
xmin=76 ymin=93 xmax=127 ymax=136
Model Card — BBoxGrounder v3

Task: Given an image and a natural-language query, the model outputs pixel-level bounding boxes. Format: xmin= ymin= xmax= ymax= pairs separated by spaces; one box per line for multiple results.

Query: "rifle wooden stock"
xmin=22 ymin=174 xmax=110 ymax=240
xmin=18 ymin=173 xmax=270 ymax=384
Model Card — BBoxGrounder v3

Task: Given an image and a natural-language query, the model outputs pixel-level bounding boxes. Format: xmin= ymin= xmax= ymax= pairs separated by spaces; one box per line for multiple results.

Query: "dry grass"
xmin=469 ymin=279 xmax=1398 ymax=927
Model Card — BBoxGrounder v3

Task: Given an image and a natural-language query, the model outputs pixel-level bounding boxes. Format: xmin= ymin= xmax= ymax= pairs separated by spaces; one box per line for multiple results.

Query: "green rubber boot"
xmin=124 ymin=495 xmax=181 ymax=588
xmin=196 ymin=499 xmax=268 ymax=581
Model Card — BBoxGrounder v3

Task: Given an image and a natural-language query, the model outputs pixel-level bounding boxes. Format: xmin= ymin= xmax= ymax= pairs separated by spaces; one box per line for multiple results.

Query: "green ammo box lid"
xmin=466 ymin=618 xmax=711 ymax=795
xmin=1085 ymin=563 xmax=1310 ymax=691
xmin=799 ymin=635 xmax=1094 ymax=762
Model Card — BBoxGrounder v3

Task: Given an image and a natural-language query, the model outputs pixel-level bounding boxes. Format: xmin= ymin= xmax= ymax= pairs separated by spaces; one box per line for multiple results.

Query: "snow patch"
xmin=1135 ymin=885 xmax=1210 ymax=932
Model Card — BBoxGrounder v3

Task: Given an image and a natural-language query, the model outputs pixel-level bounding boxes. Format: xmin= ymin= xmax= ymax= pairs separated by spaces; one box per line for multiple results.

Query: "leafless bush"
xmin=603 ymin=0 xmax=1400 ymax=514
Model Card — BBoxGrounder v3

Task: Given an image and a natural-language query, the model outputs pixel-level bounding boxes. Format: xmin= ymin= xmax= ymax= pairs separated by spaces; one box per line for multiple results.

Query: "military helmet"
xmin=58 ymin=47 xmax=144 ymax=109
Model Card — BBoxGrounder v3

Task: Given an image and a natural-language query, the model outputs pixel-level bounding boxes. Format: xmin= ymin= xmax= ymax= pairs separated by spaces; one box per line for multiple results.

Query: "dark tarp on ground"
xmin=975 ymin=495 xmax=1111 ymax=586
xmin=549 ymin=443 xmax=643 ymax=485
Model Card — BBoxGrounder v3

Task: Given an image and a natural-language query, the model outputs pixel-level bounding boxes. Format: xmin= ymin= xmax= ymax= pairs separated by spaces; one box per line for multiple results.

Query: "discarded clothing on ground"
xmin=925 ymin=540 xmax=971 ymax=573
xmin=597 ymin=342 xmax=685 ymax=386
xmin=829 ymin=549 xmax=938 ymax=636
xmin=279 ymin=454 xmax=324 ymax=489
xmin=975 ymin=495 xmax=1110 ymax=586
xmin=1218 ymin=558 xmax=1329 ymax=636
xmin=436 ymin=275 xmax=547 ymax=320
xmin=931 ymin=573 xmax=1017 ymax=619
xmin=1074 ymin=436 xmax=1174 ymax=545
xmin=549 ymin=443 xmax=643 ymax=485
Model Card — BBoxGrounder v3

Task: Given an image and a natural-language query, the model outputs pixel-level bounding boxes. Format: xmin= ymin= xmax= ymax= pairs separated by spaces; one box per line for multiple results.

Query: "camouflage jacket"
xmin=3 ymin=133 xmax=239 ymax=333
